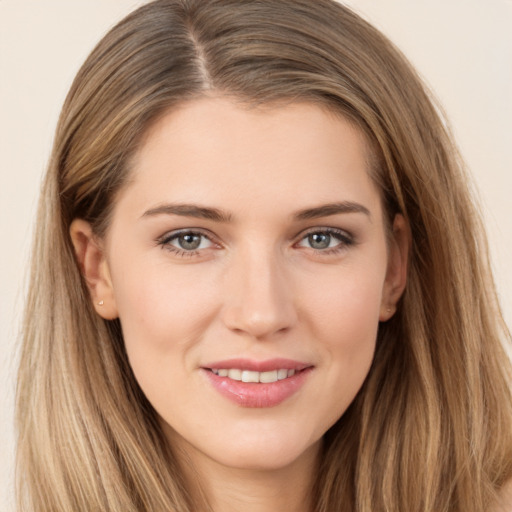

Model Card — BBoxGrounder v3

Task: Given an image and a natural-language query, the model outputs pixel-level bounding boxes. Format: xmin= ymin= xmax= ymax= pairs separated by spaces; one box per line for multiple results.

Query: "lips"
xmin=201 ymin=358 xmax=313 ymax=408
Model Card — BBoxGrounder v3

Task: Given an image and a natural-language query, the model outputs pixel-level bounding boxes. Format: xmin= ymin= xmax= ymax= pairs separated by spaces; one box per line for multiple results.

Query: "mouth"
xmin=201 ymin=359 xmax=313 ymax=408
xmin=209 ymin=368 xmax=299 ymax=383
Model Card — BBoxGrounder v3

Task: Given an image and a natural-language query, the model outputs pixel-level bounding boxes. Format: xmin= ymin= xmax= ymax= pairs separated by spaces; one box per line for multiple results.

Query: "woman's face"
xmin=76 ymin=97 xmax=407 ymax=473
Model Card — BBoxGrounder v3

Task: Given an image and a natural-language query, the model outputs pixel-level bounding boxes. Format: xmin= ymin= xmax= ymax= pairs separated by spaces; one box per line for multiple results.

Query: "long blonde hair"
xmin=16 ymin=1 xmax=512 ymax=510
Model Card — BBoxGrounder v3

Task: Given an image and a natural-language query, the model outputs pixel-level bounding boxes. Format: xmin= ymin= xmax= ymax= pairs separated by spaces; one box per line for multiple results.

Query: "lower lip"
xmin=202 ymin=368 xmax=312 ymax=408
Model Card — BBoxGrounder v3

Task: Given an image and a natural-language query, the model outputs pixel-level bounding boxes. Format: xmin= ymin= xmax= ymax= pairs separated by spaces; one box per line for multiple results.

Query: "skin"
xmin=71 ymin=96 xmax=409 ymax=512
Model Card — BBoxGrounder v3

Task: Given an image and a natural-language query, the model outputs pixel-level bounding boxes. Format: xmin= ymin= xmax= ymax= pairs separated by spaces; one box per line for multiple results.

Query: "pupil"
xmin=309 ymin=233 xmax=330 ymax=249
xmin=179 ymin=234 xmax=201 ymax=250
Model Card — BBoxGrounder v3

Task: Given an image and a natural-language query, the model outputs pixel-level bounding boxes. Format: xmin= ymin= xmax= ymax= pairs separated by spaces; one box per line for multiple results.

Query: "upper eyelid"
xmin=299 ymin=226 xmax=350 ymax=235
xmin=295 ymin=226 xmax=353 ymax=240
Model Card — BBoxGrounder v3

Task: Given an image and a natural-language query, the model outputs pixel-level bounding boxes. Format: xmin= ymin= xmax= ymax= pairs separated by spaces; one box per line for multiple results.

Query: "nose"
xmin=220 ymin=247 xmax=298 ymax=340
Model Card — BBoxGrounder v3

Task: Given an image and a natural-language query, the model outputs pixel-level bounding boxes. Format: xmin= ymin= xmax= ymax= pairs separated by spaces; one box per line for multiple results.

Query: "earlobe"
xmin=69 ymin=219 xmax=118 ymax=320
xmin=379 ymin=214 xmax=410 ymax=322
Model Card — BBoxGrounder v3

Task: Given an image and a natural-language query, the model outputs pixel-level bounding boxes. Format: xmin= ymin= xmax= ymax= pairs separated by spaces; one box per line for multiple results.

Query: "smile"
xmin=202 ymin=359 xmax=313 ymax=408
xmin=210 ymin=368 xmax=296 ymax=383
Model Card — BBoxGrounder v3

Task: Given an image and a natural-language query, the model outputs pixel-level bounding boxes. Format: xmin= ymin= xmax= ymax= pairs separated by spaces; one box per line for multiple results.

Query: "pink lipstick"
xmin=201 ymin=358 xmax=313 ymax=408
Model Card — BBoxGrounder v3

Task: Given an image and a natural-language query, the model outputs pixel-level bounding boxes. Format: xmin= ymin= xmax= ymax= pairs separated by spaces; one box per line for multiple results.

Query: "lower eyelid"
xmin=166 ymin=247 xmax=200 ymax=257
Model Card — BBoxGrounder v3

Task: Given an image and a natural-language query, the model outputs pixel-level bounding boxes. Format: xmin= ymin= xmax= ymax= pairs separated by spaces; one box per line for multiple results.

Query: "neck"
xmin=179 ymin=441 xmax=320 ymax=512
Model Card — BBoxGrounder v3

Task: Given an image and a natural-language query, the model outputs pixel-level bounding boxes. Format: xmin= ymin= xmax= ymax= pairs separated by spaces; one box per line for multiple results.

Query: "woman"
xmin=16 ymin=0 xmax=512 ymax=511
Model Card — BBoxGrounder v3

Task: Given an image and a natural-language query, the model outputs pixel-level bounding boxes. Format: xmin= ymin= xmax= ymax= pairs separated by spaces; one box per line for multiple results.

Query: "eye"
xmin=296 ymin=228 xmax=354 ymax=252
xmin=157 ymin=230 xmax=215 ymax=256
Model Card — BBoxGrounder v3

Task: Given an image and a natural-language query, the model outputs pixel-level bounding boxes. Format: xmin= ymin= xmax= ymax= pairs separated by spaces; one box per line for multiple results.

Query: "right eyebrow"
xmin=141 ymin=203 xmax=233 ymax=223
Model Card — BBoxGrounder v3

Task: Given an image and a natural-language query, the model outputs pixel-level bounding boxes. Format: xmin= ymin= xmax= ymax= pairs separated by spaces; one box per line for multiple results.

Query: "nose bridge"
xmin=221 ymin=242 xmax=297 ymax=338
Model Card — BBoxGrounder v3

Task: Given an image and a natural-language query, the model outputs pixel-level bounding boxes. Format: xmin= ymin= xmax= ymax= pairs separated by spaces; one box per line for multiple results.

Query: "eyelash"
xmin=157 ymin=229 xmax=217 ymax=258
xmin=296 ymin=227 xmax=355 ymax=255
xmin=156 ymin=227 xmax=355 ymax=258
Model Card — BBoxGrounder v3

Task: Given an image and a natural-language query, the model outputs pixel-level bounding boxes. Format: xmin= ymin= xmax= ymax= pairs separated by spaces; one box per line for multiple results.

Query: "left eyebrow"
xmin=293 ymin=201 xmax=371 ymax=221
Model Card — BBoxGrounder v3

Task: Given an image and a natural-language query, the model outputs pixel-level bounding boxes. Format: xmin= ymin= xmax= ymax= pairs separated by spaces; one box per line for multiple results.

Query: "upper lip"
xmin=201 ymin=358 xmax=312 ymax=372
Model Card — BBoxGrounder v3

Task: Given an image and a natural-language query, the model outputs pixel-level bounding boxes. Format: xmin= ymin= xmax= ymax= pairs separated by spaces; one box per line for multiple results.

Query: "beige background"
xmin=1 ymin=0 xmax=511 ymax=508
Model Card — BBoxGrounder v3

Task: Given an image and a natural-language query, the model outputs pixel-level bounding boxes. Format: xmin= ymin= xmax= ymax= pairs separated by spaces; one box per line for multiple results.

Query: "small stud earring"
xmin=98 ymin=300 xmax=104 ymax=306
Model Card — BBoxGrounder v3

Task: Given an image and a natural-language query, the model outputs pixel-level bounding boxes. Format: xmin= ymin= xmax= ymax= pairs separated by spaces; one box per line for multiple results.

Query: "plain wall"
xmin=1 ymin=0 xmax=511 ymax=508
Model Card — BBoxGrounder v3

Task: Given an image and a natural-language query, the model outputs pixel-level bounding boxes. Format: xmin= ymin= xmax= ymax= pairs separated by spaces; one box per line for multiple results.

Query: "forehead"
xmin=119 ymin=96 xmax=382 ymax=221
xmin=137 ymin=96 xmax=373 ymax=164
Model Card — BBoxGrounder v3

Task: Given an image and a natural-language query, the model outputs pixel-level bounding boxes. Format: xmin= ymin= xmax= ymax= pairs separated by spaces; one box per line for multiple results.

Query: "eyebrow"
xmin=141 ymin=201 xmax=371 ymax=222
xmin=293 ymin=201 xmax=371 ymax=221
xmin=142 ymin=203 xmax=233 ymax=222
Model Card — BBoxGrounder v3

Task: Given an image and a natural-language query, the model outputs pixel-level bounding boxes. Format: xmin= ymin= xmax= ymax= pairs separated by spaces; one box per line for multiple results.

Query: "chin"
xmin=199 ymin=425 xmax=323 ymax=473
xmin=212 ymin=446 xmax=317 ymax=474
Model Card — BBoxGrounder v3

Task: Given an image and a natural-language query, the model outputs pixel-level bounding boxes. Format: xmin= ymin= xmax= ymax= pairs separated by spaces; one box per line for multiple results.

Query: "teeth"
xmin=241 ymin=370 xmax=259 ymax=383
xmin=259 ymin=370 xmax=278 ymax=383
xmin=277 ymin=369 xmax=288 ymax=380
xmin=227 ymin=369 xmax=242 ymax=381
xmin=211 ymin=368 xmax=299 ymax=383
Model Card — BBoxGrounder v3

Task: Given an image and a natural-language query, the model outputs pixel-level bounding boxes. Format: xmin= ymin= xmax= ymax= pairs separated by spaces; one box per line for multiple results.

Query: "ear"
xmin=379 ymin=214 xmax=410 ymax=321
xmin=69 ymin=219 xmax=118 ymax=320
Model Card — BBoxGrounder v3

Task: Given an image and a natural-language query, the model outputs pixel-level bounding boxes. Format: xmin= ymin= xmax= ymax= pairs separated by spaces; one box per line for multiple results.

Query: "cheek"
xmin=110 ymin=262 xmax=216 ymax=413
xmin=109 ymin=259 xmax=228 ymax=411
xmin=112 ymin=259 xmax=216 ymax=346
xmin=304 ymin=261 xmax=385 ymax=343
xmin=302 ymin=264 xmax=384 ymax=411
